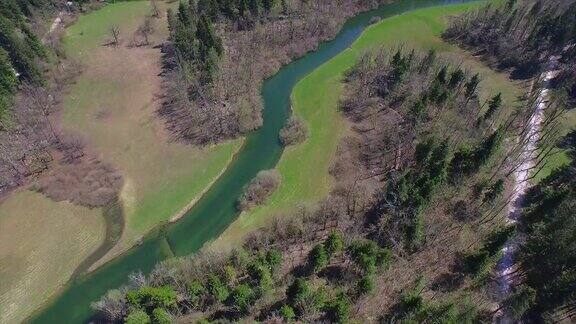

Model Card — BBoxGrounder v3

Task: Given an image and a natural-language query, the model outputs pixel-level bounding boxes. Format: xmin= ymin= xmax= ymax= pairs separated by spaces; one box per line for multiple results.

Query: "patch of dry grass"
xmin=0 ymin=190 xmax=105 ymax=324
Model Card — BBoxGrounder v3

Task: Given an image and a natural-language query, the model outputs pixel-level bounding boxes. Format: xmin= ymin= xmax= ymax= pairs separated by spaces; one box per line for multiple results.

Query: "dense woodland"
xmin=445 ymin=0 xmax=576 ymax=321
xmin=93 ymin=47 xmax=523 ymax=322
xmin=160 ymin=0 xmax=388 ymax=144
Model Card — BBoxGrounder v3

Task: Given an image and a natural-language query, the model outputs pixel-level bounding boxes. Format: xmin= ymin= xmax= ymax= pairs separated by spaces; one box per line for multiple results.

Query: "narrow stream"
xmin=31 ymin=0 xmax=469 ymax=322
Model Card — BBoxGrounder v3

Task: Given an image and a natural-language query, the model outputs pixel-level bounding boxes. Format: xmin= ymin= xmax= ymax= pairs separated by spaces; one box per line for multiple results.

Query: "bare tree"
xmin=150 ymin=0 xmax=160 ymax=18
xmin=137 ymin=18 xmax=154 ymax=46
xmin=109 ymin=25 xmax=120 ymax=46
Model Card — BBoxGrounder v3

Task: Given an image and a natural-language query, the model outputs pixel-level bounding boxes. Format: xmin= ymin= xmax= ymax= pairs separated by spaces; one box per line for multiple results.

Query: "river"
xmin=30 ymin=0 xmax=470 ymax=322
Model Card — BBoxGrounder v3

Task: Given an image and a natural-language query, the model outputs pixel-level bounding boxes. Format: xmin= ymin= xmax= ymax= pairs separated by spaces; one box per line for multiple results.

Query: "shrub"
xmin=207 ymin=274 xmax=229 ymax=302
xmin=125 ymin=309 xmax=151 ymax=324
xmin=237 ymin=169 xmax=281 ymax=211
xmin=357 ymin=275 xmax=374 ymax=295
xmin=326 ymin=293 xmax=351 ymax=323
xmin=308 ymin=243 xmax=329 ymax=273
xmin=126 ymin=286 xmax=177 ymax=311
xmin=279 ymin=304 xmax=296 ymax=321
xmin=279 ymin=116 xmax=308 ymax=146
xmin=347 ymin=240 xmax=392 ymax=274
xmin=229 ymin=284 xmax=255 ymax=313
xmin=152 ymin=308 xmax=172 ymax=324
xmin=187 ymin=280 xmax=205 ymax=308
xmin=287 ymin=278 xmax=311 ymax=305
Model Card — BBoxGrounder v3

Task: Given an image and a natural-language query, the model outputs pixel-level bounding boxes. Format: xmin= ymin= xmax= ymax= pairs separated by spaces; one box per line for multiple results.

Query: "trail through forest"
xmin=496 ymin=59 xmax=558 ymax=322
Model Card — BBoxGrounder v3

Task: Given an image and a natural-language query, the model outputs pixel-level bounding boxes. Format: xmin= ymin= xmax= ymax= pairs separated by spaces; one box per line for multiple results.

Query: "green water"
xmin=30 ymin=0 xmax=470 ymax=322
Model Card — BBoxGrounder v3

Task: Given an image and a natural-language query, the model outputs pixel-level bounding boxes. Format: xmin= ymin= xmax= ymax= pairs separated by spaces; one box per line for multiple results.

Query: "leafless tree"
xmin=109 ymin=25 xmax=120 ymax=46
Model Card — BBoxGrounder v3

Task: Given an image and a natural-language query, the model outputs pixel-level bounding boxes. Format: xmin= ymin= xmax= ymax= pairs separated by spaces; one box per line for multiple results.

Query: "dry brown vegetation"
xmin=160 ymin=0 xmax=390 ymax=145
xmin=279 ymin=116 xmax=308 ymax=146
xmin=238 ymin=169 xmax=281 ymax=211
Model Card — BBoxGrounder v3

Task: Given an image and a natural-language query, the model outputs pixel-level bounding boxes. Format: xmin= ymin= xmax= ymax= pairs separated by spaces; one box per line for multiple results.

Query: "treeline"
xmin=0 ymin=0 xmax=48 ymax=122
xmin=159 ymin=0 xmax=387 ymax=144
xmin=510 ymin=159 xmax=576 ymax=321
xmin=94 ymin=49 xmax=518 ymax=322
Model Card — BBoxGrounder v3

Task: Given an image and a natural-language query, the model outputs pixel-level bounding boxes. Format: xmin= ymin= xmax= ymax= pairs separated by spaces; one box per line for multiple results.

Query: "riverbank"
xmin=213 ymin=0 xmax=524 ymax=250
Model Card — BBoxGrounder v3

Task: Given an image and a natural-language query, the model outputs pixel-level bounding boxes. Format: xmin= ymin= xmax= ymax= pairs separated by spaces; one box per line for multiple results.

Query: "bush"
xmin=279 ymin=116 xmax=308 ymax=146
xmin=126 ymin=286 xmax=177 ymax=311
xmin=326 ymin=293 xmax=351 ymax=323
xmin=152 ymin=308 xmax=172 ymax=324
xmin=287 ymin=278 xmax=311 ymax=305
xmin=237 ymin=169 xmax=281 ymax=211
xmin=279 ymin=304 xmax=296 ymax=321
xmin=357 ymin=275 xmax=374 ymax=295
xmin=187 ymin=280 xmax=205 ymax=309
xmin=229 ymin=284 xmax=255 ymax=313
xmin=207 ymin=274 xmax=229 ymax=302
xmin=347 ymin=240 xmax=392 ymax=274
xmin=125 ymin=309 xmax=151 ymax=324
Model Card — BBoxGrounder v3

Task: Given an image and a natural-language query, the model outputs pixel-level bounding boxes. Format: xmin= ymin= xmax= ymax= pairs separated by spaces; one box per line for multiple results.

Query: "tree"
xmin=279 ymin=304 xmax=296 ymax=321
xmin=126 ymin=286 xmax=178 ymax=311
xmin=482 ymin=93 xmax=502 ymax=121
xmin=125 ymin=309 xmax=151 ymax=324
xmin=229 ymin=284 xmax=255 ymax=313
xmin=150 ymin=0 xmax=160 ymax=18
xmin=286 ymin=278 xmax=311 ymax=305
xmin=502 ymin=285 xmax=536 ymax=320
xmin=326 ymin=293 xmax=351 ymax=323
xmin=207 ymin=274 xmax=229 ymax=302
xmin=187 ymin=280 xmax=205 ymax=309
xmin=279 ymin=116 xmax=308 ymax=146
xmin=109 ymin=25 xmax=120 ymax=46
xmin=357 ymin=275 xmax=374 ymax=295
xmin=137 ymin=18 xmax=154 ymax=45
xmin=308 ymin=243 xmax=329 ymax=273
xmin=325 ymin=230 xmax=344 ymax=257
xmin=152 ymin=308 xmax=172 ymax=324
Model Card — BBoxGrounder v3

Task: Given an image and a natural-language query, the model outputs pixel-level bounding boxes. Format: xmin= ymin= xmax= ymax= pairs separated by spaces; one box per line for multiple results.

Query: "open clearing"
xmin=214 ymin=2 xmax=524 ymax=249
xmin=0 ymin=190 xmax=105 ymax=324
xmin=61 ymin=1 xmax=242 ymax=267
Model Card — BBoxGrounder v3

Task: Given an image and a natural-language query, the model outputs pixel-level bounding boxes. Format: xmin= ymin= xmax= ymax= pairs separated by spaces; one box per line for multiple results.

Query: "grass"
xmin=534 ymin=108 xmax=576 ymax=183
xmin=213 ymin=2 xmax=524 ymax=249
xmin=0 ymin=190 xmax=105 ymax=324
xmin=60 ymin=1 xmax=242 ymax=266
xmin=1 ymin=2 xmax=241 ymax=321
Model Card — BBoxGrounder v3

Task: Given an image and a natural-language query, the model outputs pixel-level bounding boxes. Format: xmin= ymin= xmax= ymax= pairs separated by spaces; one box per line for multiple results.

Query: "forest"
xmin=93 ymin=47 xmax=520 ymax=322
xmin=92 ymin=0 xmax=576 ymax=322
xmin=445 ymin=0 xmax=576 ymax=320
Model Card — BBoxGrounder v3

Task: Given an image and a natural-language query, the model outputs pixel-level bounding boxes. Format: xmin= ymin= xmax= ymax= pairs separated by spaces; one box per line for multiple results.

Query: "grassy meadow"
xmin=60 ymin=1 xmax=242 ymax=267
xmin=214 ymin=2 xmax=524 ymax=249
xmin=0 ymin=191 xmax=105 ymax=324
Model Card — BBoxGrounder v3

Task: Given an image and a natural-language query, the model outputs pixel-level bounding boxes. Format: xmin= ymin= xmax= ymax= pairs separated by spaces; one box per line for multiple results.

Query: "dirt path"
xmin=495 ymin=61 xmax=558 ymax=322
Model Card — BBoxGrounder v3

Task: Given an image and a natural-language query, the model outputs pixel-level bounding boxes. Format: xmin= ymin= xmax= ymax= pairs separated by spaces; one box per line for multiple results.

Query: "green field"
xmin=214 ymin=2 xmax=524 ymax=248
xmin=61 ymin=1 xmax=242 ymax=266
xmin=0 ymin=191 xmax=105 ymax=324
